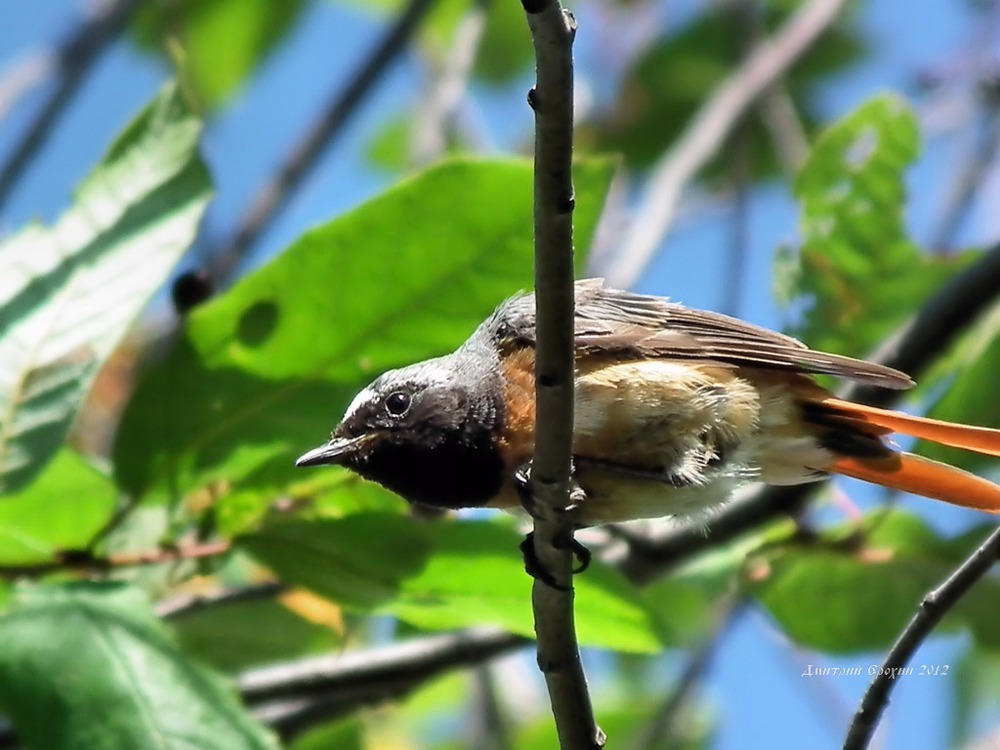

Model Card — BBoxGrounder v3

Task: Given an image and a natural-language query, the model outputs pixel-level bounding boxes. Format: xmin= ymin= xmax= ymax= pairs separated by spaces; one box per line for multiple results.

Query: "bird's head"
xmin=295 ymin=353 xmax=506 ymax=509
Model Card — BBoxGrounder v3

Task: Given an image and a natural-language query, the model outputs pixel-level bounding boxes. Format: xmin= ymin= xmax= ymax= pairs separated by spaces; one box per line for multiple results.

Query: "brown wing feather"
xmin=489 ymin=279 xmax=914 ymax=390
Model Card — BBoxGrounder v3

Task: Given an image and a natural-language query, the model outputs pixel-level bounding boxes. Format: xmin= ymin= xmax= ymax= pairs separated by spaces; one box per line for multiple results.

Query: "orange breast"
xmin=497 ymin=346 xmax=537 ymax=470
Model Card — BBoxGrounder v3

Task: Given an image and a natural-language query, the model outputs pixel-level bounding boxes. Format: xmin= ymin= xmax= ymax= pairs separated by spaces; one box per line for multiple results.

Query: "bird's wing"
xmin=491 ymin=279 xmax=913 ymax=390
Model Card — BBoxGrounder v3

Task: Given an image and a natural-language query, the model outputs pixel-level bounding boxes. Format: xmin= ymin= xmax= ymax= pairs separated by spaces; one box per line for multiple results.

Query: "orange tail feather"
xmin=821 ymin=397 xmax=1000 ymax=458
xmin=830 ymin=453 xmax=1000 ymax=514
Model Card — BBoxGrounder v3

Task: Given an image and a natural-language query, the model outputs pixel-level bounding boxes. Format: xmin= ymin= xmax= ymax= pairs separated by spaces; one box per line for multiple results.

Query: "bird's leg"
xmin=514 ymin=461 xmax=591 ymax=589
xmin=573 ymin=456 xmax=696 ymax=487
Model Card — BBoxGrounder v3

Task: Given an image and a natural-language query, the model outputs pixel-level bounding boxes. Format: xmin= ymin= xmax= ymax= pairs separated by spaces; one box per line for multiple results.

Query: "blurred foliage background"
xmin=1 ymin=0 xmax=1000 ymax=748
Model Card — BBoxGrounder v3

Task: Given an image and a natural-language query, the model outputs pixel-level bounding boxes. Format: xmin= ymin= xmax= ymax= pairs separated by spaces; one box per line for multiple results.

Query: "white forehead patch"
xmin=343 ymin=386 xmax=379 ymax=420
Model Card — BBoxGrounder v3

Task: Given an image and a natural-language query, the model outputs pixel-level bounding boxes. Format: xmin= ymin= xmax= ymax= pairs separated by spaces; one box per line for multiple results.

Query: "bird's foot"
xmin=519 ymin=531 xmax=592 ymax=590
xmin=514 ymin=460 xmax=587 ymax=515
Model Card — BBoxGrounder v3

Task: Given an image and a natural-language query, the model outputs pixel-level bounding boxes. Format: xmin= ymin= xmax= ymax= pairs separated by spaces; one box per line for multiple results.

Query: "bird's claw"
xmin=519 ymin=531 xmax=592 ymax=591
xmin=514 ymin=460 xmax=587 ymax=515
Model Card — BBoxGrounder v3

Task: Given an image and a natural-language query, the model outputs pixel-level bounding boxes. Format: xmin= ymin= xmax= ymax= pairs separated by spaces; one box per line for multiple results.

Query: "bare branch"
xmin=210 ymin=0 xmax=436 ymax=282
xmin=929 ymin=105 xmax=1000 ymax=251
xmin=240 ymin=627 xmax=525 ymax=739
xmin=843 ymin=526 xmax=1000 ymax=750
xmin=757 ymin=84 xmax=809 ymax=175
xmin=522 ymin=1 xmax=602 ymax=748
xmin=0 ymin=0 xmax=143 ymax=210
xmin=0 ymin=540 xmax=230 ymax=579
xmin=411 ymin=0 xmax=490 ymax=166
xmin=605 ymin=0 xmax=849 ymax=288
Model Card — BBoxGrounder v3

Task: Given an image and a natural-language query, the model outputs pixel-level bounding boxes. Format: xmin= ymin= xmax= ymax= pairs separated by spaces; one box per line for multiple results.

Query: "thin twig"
xmin=929 ymin=105 xmax=1000 ymax=252
xmin=0 ymin=540 xmax=230 ymax=579
xmin=522 ymin=1 xmax=602 ymax=748
xmin=0 ymin=0 xmax=144 ymax=210
xmin=0 ymin=52 xmax=54 ymax=123
xmin=613 ymin=238 xmax=1000 ymax=585
xmin=470 ymin=665 xmax=513 ymax=750
xmin=843 ymin=527 xmax=1000 ymax=750
xmin=411 ymin=0 xmax=491 ymax=166
xmin=210 ymin=0 xmax=436 ymax=282
xmin=634 ymin=596 xmax=746 ymax=750
xmin=605 ymin=0 xmax=848 ymax=289
xmin=756 ymin=83 xmax=809 ymax=175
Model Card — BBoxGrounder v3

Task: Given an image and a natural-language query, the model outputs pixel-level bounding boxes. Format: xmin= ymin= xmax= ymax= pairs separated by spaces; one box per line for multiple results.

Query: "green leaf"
xmin=132 ymin=0 xmax=308 ymax=107
xmin=785 ymin=94 xmax=967 ymax=355
xmin=0 ymin=582 xmax=277 ymax=750
xmin=172 ymin=596 xmax=341 ymax=673
xmin=0 ymin=82 xmax=211 ymax=494
xmin=749 ymin=511 xmax=1000 ymax=652
xmin=240 ymin=514 xmax=664 ymax=653
xmin=388 ymin=521 xmax=665 ymax=654
xmin=238 ymin=514 xmax=433 ymax=609
xmin=290 ymin=718 xmax=364 ymax=750
xmin=0 ymin=450 xmax=115 ymax=564
xmin=114 ymin=157 xmax=614 ymax=499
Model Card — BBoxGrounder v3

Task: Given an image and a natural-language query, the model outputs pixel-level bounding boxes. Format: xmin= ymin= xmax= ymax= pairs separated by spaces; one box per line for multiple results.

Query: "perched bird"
xmin=296 ymin=279 xmax=1000 ymax=525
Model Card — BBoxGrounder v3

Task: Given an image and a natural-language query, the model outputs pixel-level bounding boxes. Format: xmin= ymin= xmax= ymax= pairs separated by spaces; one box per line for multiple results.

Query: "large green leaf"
xmin=749 ymin=511 xmax=1000 ymax=652
xmin=239 ymin=514 xmax=665 ymax=654
xmin=113 ymin=157 xmax=614 ymax=499
xmin=132 ymin=0 xmax=309 ymax=108
xmin=0 ymin=83 xmax=211 ymax=495
xmin=238 ymin=514 xmax=433 ymax=609
xmin=172 ymin=596 xmax=341 ymax=674
xmin=0 ymin=582 xmax=277 ymax=750
xmin=389 ymin=521 xmax=665 ymax=654
xmin=782 ymin=94 xmax=968 ymax=356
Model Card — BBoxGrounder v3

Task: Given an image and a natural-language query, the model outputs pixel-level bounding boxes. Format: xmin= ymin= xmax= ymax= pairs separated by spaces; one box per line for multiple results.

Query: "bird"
xmin=296 ymin=279 xmax=1000 ymax=526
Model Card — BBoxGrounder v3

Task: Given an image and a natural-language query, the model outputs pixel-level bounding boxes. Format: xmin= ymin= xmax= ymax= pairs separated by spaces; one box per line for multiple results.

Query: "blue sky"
xmin=1 ymin=2 xmax=996 ymax=748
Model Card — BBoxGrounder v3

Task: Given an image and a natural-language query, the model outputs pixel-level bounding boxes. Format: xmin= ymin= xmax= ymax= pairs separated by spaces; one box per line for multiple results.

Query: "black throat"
xmin=347 ymin=340 xmax=508 ymax=509
xmin=357 ymin=418 xmax=505 ymax=509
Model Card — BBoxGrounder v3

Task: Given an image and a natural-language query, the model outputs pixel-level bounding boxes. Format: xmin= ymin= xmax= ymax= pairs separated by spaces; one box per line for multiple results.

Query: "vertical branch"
xmin=521 ymin=1 xmax=602 ymax=748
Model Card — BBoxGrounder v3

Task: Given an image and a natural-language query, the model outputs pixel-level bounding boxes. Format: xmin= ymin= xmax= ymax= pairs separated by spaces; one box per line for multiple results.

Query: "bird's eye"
xmin=385 ymin=391 xmax=411 ymax=417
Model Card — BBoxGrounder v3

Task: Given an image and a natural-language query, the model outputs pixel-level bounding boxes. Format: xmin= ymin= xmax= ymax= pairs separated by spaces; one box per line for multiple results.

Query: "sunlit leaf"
xmin=0 ymin=450 xmax=115 ymax=564
xmin=0 ymin=83 xmax=211 ymax=494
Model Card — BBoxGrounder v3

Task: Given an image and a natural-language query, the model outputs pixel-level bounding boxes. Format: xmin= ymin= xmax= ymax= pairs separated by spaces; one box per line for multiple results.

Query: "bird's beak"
xmin=295 ymin=434 xmax=369 ymax=467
